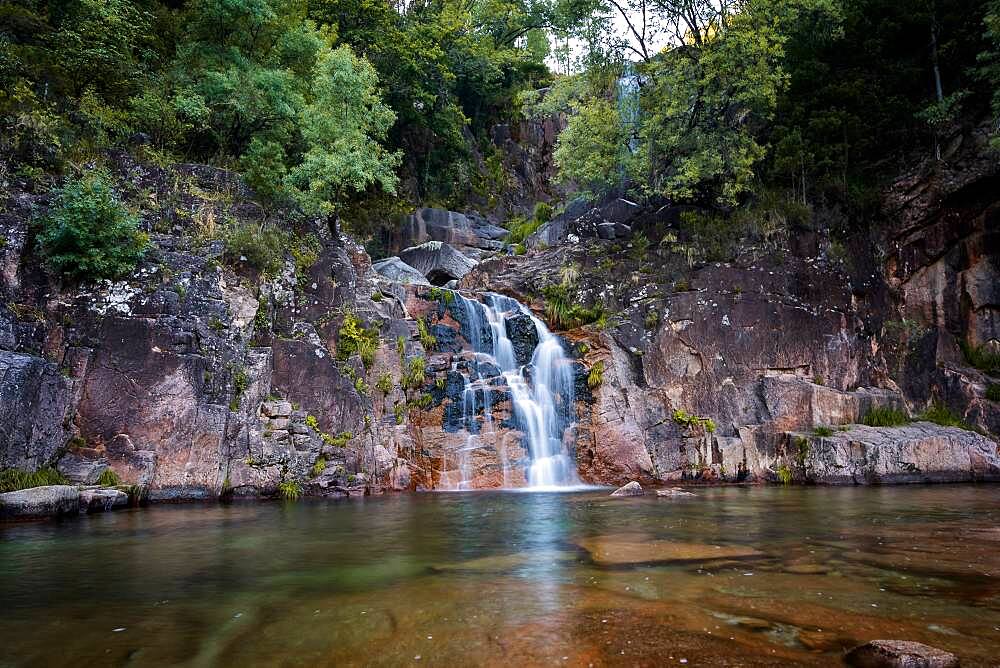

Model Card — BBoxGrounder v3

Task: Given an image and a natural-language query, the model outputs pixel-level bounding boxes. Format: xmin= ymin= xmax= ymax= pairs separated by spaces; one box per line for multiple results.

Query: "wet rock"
xmin=79 ymin=488 xmax=129 ymax=513
xmin=656 ymin=487 xmax=696 ymax=497
xmin=505 ymin=313 xmax=539 ymax=366
xmin=372 ymin=257 xmax=431 ymax=286
xmin=610 ymin=481 xmax=644 ymax=497
xmin=399 ymin=241 xmax=478 ymax=285
xmin=844 ymin=640 xmax=959 ymax=668
xmin=0 ymin=485 xmax=80 ymax=519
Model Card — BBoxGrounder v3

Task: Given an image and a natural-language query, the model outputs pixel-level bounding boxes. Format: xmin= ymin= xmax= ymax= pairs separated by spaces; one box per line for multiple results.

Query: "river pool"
xmin=2 ymin=485 xmax=999 ymax=666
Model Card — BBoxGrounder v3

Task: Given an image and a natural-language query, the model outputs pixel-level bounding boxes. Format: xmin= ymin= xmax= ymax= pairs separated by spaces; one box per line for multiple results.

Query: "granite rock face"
xmin=0 ymin=485 xmax=80 ymax=519
xmin=845 ymin=640 xmax=960 ymax=668
xmin=399 ymin=241 xmax=478 ymax=285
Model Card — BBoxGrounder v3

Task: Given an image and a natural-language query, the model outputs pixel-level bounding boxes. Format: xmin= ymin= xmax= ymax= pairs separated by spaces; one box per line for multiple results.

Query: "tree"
xmin=285 ymin=46 xmax=401 ymax=218
xmin=554 ymin=97 xmax=629 ymax=191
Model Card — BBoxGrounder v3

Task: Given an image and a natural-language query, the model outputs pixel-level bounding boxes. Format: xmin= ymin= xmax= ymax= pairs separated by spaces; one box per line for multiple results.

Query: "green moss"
xmin=861 ymin=406 xmax=910 ymax=427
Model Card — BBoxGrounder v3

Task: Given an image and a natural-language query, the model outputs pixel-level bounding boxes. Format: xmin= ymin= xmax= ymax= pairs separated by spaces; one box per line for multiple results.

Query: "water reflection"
xmin=1 ymin=485 xmax=999 ymax=666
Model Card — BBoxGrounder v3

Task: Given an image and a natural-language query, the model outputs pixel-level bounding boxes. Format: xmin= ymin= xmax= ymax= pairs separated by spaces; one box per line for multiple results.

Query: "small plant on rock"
xmin=338 ymin=310 xmax=379 ymax=369
xmin=278 ymin=479 xmax=302 ymax=500
xmin=587 ymin=360 xmax=605 ymax=389
xmin=97 ymin=469 xmax=121 ymax=486
xmin=812 ymin=426 xmax=834 ymax=438
xmin=417 ymin=317 xmax=437 ymax=351
xmin=376 ymin=374 xmax=393 ymax=394
xmin=861 ymin=406 xmax=910 ymax=427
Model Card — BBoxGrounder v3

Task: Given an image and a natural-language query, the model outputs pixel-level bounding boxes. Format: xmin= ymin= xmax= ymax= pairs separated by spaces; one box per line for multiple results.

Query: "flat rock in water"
xmin=656 ymin=487 xmax=696 ymax=497
xmin=845 ymin=640 xmax=959 ymax=667
xmin=610 ymin=481 xmax=643 ymax=497
xmin=79 ymin=488 xmax=129 ymax=513
xmin=0 ymin=485 xmax=80 ymax=519
xmin=577 ymin=534 xmax=763 ymax=566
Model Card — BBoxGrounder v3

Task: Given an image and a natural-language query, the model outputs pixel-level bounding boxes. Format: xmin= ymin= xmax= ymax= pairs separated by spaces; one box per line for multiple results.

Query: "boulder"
xmin=79 ymin=488 xmax=129 ymax=513
xmin=261 ymin=400 xmax=293 ymax=418
xmin=392 ymin=208 xmax=509 ymax=255
xmin=372 ymin=257 xmax=431 ymax=286
xmin=845 ymin=640 xmax=959 ymax=668
xmin=0 ymin=352 xmax=76 ymax=470
xmin=596 ymin=221 xmax=632 ymax=240
xmin=610 ymin=481 xmax=644 ymax=497
xmin=0 ymin=485 xmax=80 ymax=519
xmin=505 ymin=313 xmax=539 ymax=367
xmin=399 ymin=241 xmax=478 ymax=285
xmin=599 ymin=198 xmax=641 ymax=224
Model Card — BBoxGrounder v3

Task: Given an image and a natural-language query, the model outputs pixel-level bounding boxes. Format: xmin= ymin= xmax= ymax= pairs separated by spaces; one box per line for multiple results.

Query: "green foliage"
xmin=219 ymin=221 xmax=285 ymax=275
xmin=96 ymin=469 xmax=121 ymax=486
xmin=401 ymin=356 xmax=427 ymax=390
xmin=0 ymin=467 xmax=69 ymax=493
xmin=278 ymin=479 xmax=303 ymax=500
xmin=230 ymin=366 xmax=249 ymax=411
xmin=36 ymin=172 xmax=147 ymax=281
xmin=587 ymin=360 xmax=605 ymax=389
xmin=310 ymin=457 xmax=327 ymax=478
xmin=986 ymin=384 xmax=1000 ymax=402
xmin=394 ymin=402 xmax=405 ymax=424
xmin=541 ymin=284 xmax=604 ymax=330
xmin=962 ymin=341 xmax=1000 ymax=376
xmin=417 ymin=318 xmax=437 ymax=351
xmin=644 ymin=310 xmax=660 ymax=330
xmin=321 ymin=431 xmax=352 ymax=448
xmin=776 ymin=465 xmax=793 ymax=485
xmin=918 ymin=403 xmax=977 ymax=432
xmin=672 ymin=409 xmax=716 ymax=434
xmin=376 ymin=374 xmax=393 ymax=394
xmin=337 ymin=311 xmax=379 ymax=369
xmin=861 ymin=406 xmax=910 ymax=427
xmin=427 ymin=286 xmax=455 ymax=305
xmin=554 ymin=98 xmax=627 ymax=192
xmin=812 ymin=426 xmax=834 ymax=438
xmin=305 ymin=414 xmax=320 ymax=431
xmin=506 ymin=215 xmax=544 ymax=245
xmin=533 ymin=202 xmax=553 ymax=224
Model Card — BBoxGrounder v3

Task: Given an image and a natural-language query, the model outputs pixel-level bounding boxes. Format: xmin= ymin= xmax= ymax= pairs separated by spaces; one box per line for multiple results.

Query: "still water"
xmin=2 ymin=485 xmax=999 ymax=667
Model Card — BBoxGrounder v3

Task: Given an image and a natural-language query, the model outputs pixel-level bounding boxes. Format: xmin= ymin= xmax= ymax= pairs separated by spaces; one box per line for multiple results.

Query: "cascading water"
xmin=453 ymin=292 xmax=581 ymax=489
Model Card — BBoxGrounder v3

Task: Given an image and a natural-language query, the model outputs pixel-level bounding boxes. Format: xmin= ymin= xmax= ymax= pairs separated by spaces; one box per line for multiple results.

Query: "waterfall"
xmin=453 ymin=292 xmax=581 ymax=489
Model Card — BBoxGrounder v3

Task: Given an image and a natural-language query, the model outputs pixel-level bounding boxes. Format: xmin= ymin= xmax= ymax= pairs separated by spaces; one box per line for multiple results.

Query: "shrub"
xmin=861 ymin=406 xmax=910 ymax=427
xmin=812 ymin=426 xmax=834 ymax=438
xmin=0 ymin=467 xmax=68 ymax=493
xmin=37 ymin=172 xmax=147 ymax=281
xmin=278 ymin=480 xmax=302 ymax=500
xmin=672 ymin=409 xmax=715 ymax=434
xmin=220 ymin=221 xmax=285 ymax=275
xmin=240 ymin=138 xmax=288 ymax=203
xmin=229 ymin=366 xmax=249 ymax=411
xmin=533 ymin=201 xmax=553 ymax=224
xmin=376 ymin=374 xmax=393 ymax=394
xmin=97 ymin=469 xmax=121 ymax=486
xmin=541 ymin=284 xmax=604 ymax=330
xmin=401 ymin=356 xmax=427 ymax=390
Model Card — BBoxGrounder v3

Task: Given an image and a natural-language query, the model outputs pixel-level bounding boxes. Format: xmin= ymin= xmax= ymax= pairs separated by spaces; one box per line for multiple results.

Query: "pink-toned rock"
xmin=845 ymin=640 xmax=959 ymax=668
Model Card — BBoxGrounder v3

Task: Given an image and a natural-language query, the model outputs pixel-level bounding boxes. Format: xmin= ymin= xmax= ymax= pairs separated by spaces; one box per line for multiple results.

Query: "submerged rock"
xmin=845 ymin=640 xmax=959 ymax=668
xmin=577 ymin=533 xmax=763 ymax=565
xmin=0 ymin=485 xmax=80 ymax=519
xmin=610 ymin=481 xmax=643 ymax=497
xmin=656 ymin=487 xmax=696 ymax=497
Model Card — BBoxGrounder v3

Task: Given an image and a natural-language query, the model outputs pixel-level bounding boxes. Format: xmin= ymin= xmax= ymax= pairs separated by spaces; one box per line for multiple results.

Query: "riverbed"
xmin=2 ymin=485 xmax=999 ymax=666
